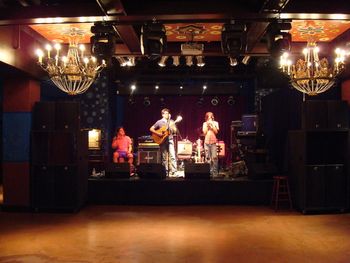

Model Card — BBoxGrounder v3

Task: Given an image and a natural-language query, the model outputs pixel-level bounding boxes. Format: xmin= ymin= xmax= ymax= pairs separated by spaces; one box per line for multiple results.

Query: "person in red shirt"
xmin=112 ymin=127 xmax=133 ymax=165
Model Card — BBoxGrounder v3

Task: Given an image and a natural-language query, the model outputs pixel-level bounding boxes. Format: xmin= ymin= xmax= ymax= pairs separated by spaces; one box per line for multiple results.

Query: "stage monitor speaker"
xmin=137 ymin=163 xmax=165 ymax=179
xmin=138 ymin=150 xmax=161 ymax=164
xmin=184 ymin=163 xmax=210 ymax=179
xmin=33 ymin=102 xmax=55 ymax=130
xmin=105 ymin=163 xmax=130 ymax=178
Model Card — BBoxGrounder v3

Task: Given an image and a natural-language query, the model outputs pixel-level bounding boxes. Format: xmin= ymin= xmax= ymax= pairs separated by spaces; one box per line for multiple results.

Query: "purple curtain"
xmin=119 ymin=95 xmax=245 ymax=164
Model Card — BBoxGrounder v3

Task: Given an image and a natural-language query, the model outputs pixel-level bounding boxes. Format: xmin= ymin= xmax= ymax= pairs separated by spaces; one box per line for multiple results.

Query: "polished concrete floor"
xmin=0 ymin=205 xmax=350 ymax=263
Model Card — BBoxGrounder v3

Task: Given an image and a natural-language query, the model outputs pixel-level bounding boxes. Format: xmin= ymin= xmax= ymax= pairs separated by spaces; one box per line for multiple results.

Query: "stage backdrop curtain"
xmin=115 ymin=95 xmax=245 ymax=165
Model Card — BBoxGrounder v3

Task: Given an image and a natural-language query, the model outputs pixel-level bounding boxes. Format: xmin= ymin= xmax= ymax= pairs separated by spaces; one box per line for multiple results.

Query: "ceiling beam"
xmin=0 ymin=25 xmax=44 ymax=78
xmin=97 ymin=0 xmax=141 ymax=53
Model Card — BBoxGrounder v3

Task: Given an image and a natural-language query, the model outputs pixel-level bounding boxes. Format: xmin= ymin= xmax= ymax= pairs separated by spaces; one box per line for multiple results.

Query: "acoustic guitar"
xmin=152 ymin=116 xmax=182 ymax=145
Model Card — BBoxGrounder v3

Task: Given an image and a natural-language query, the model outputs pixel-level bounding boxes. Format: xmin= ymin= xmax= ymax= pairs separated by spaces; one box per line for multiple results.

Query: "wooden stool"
xmin=271 ymin=176 xmax=292 ymax=211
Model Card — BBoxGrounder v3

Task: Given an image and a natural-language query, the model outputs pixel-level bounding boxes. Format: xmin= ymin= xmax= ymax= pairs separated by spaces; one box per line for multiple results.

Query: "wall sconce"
xmin=211 ymin=96 xmax=219 ymax=106
xmin=173 ymin=56 xmax=180 ymax=66
xmin=88 ymin=129 xmax=102 ymax=150
xmin=196 ymin=56 xmax=205 ymax=67
xmin=158 ymin=56 xmax=168 ymax=67
xmin=229 ymin=57 xmax=238 ymax=66
xmin=186 ymin=56 xmax=193 ymax=66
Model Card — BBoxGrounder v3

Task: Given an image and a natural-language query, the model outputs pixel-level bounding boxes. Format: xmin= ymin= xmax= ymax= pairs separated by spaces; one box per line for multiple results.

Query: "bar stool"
xmin=271 ymin=176 xmax=292 ymax=211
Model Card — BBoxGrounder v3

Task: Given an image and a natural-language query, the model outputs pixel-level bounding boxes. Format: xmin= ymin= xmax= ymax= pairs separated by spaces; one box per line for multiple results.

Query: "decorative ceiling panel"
xmin=165 ymin=23 xmax=223 ymax=42
xmin=291 ymin=20 xmax=350 ymax=42
xmin=29 ymin=23 xmax=93 ymax=43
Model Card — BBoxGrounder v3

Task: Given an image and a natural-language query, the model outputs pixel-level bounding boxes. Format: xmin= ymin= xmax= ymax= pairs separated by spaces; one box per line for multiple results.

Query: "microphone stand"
xmin=167 ymin=116 xmax=171 ymax=178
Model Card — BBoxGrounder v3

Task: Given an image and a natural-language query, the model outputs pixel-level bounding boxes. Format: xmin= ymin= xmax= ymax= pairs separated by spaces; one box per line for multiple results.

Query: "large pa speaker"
xmin=184 ymin=163 xmax=210 ymax=179
xmin=32 ymin=102 xmax=55 ymax=131
xmin=327 ymin=100 xmax=349 ymax=129
xmin=105 ymin=163 xmax=130 ymax=179
xmin=55 ymin=102 xmax=80 ymax=131
xmin=302 ymin=101 xmax=327 ymax=129
xmin=137 ymin=163 xmax=165 ymax=179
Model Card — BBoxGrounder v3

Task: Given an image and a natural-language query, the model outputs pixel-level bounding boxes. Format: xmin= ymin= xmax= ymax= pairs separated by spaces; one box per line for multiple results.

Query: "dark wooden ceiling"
xmin=0 ymin=0 xmax=350 ymax=86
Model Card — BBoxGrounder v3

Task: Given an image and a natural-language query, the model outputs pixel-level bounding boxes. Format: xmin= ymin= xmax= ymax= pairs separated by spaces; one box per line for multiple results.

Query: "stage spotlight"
xmin=185 ymin=56 xmax=193 ymax=66
xmin=211 ymin=96 xmax=219 ymax=106
xmin=197 ymin=97 xmax=204 ymax=106
xmin=267 ymin=22 xmax=292 ymax=56
xmin=116 ymin=56 xmax=128 ymax=67
xmin=90 ymin=22 xmax=116 ymax=61
xmin=126 ymin=56 xmax=136 ymax=67
xmin=229 ymin=56 xmax=238 ymax=66
xmin=221 ymin=22 xmax=247 ymax=56
xmin=242 ymin=55 xmax=251 ymax=65
xmin=158 ymin=56 xmax=168 ymax=67
xmin=140 ymin=22 xmax=167 ymax=59
xmin=227 ymin=96 xmax=235 ymax=105
xmin=128 ymin=96 xmax=135 ymax=105
xmin=143 ymin=97 xmax=151 ymax=107
xmin=172 ymin=56 xmax=180 ymax=66
xmin=196 ymin=56 xmax=205 ymax=67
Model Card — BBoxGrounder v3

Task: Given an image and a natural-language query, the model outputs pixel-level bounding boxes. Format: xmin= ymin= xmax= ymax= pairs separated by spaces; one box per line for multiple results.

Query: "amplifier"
xmin=177 ymin=140 xmax=192 ymax=155
xmin=138 ymin=150 xmax=161 ymax=164
xmin=138 ymin=142 xmax=159 ymax=149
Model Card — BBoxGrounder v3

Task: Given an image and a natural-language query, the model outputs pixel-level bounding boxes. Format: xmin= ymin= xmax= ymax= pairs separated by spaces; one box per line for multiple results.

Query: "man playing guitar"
xmin=150 ymin=108 xmax=181 ymax=177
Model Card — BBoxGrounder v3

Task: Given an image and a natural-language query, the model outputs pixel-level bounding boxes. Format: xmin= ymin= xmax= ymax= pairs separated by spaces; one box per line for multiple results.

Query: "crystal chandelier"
xmin=280 ymin=40 xmax=347 ymax=96
xmin=36 ymin=27 xmax=106 ymax=95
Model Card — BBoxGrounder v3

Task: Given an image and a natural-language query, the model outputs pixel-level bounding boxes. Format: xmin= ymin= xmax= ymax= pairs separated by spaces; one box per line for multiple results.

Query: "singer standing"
xmin=150 ymin=108 xmax=178 ymax=177
xmin=202 ymin=112 xmax=219 ymax=177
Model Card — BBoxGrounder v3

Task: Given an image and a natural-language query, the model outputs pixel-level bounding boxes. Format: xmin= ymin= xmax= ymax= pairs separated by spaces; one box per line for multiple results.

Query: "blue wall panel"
xmin=3 ymin=112 xmax=31 ymax=162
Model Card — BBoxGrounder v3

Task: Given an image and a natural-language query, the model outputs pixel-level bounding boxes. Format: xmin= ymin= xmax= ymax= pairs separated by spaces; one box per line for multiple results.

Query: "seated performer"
xmin=111 ymin=126 xmax=133 ymax=165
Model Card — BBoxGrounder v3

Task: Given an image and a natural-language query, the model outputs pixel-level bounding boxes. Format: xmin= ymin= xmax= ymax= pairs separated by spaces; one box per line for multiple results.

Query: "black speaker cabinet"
xmin=137 ymin=163 xmax=165 ymax=179
xmin=33 ymin=102 xmax=55 ymax=131
xmin=184 ymin=163 xmax=210 ymax=179
xmin=138 ymin=150 xmax=161 ymax=164
xmin=327 ymin=100 xmax=349 ymax=129
xmin=302 ymin=101 xmax=328 ymax=129
xmin=31 ymin=132 xmax=50 ymax=164
xmin=105 ymin=163 xmax=130 ymax=178
xmin=55 ymin=101 xmax=80 ymax=131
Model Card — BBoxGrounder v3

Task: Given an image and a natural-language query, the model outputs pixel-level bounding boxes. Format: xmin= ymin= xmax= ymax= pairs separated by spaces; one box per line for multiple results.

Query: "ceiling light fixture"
xmin=280 ymin=40 xmax=347 ymax=95
xmin=158 ymin=56 xmax=168 ymax=67
xmin=186 ymin=56 xmax=193 ymax=66
xmin=196 ymin=56 xmax=205 ymax=67
xmin=229 ymin=57 xmax=238 ymax=66
xmin=172 ymin=56 xmax=180 ymax=66
xmin=36 ymin=27 xmax=106 ymax=95
xmin=242 ymin=55 xmax=251 ymax=65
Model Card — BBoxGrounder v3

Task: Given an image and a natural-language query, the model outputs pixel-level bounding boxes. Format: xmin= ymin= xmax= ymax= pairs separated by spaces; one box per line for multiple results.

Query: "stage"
xmin=88 ymin=176 xmax=273 ymax=205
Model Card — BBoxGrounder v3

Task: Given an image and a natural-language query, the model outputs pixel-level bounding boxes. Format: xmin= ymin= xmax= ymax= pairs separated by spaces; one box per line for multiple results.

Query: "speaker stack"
xmin=31 ymin=101 xmax=88 ymax=211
